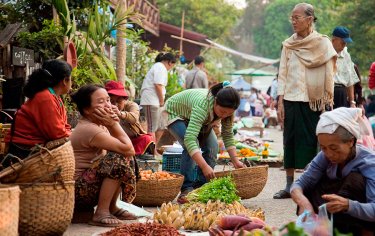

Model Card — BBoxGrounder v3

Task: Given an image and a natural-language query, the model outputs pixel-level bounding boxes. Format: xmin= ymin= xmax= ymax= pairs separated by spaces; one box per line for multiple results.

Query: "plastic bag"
xmin=296 ymin=204 xmax=333 ymax=236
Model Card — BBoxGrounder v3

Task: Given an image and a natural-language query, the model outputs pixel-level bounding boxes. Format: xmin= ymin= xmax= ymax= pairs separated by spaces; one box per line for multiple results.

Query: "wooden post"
xmin=116 ymin=0 xmax=127 ymax=84
xmin=179 ymin=11 xmax=185 ymax=57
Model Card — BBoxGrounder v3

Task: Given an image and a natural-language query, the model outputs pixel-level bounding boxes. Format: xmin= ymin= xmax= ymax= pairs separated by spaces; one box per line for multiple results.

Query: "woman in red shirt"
xmin=4 ymin=59 xmax=72 ymax=166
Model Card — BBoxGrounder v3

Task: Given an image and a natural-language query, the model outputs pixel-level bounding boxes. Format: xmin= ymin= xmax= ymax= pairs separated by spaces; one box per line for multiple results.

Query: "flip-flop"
xmin=273 ymin=190 xmax=291 ymax=199
xmin=88 ymin=214 xmax=123 ymax=227
xmin=112 ymin=208 xmax=138 ymax=220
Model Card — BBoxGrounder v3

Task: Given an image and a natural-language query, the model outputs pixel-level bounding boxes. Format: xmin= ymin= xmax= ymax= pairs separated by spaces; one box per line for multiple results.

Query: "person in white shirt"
xmin=331 ymin=26 xmax=359 ymax=109
xmin=140 ymin=52 xmax=176 ymax=144
xmin=275 ymin=3 xmax=336 ymax=199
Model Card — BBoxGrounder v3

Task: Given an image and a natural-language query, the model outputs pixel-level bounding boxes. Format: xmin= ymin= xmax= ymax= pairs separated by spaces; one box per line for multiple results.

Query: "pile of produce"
xmin=218 ymin=148 xmax=257 ymax=159
xmin=186 ymin=176 xmax=240 ymax=204
xmin=209 ymin=215 xmax=273 ymax=236
xmin=139 ymin=170 xmax=176 ymax=180
xmin=100 ymin=222 xmax=184 ymax=236
xmin=153 ymin=201 xmax=264 ymax=231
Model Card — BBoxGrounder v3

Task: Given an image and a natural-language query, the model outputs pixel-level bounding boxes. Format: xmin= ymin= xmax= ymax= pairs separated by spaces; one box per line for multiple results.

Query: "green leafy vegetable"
xmin=186 ymin=176 xmax=240 ymax=204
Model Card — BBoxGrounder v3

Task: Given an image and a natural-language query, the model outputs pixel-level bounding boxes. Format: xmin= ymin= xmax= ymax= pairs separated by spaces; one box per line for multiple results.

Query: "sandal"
xmin=112 ymin=208 xmax=138 ymax=220
xmin=273 ymin=190 xmax=291 ymax=199
xmin=88 ymin=214 xmax=123 ymax=227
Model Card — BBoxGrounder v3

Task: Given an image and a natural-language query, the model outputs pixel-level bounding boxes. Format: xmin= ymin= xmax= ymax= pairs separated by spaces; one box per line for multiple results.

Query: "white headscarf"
xmin=316 ymin=107 xmax=370 ymax=139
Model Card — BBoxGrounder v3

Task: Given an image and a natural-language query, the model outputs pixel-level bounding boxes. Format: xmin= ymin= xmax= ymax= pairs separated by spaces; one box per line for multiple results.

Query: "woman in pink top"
xmin=70 ymin=84 xmax=137 ymax=227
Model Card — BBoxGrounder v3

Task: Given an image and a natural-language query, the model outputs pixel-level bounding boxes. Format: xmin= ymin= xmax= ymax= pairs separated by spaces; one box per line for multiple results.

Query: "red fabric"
xmin=369 ymin=62 xmax=375 ymax=89
xmin=130 ymin=134 xmax=154 ymax=155
xmin=6 ymin=89 xmax=71 ymax=146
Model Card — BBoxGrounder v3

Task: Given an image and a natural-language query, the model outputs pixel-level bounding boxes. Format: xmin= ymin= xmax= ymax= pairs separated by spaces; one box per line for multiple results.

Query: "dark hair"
xmin=194 ymin=56 xmax=205 ymax=65
xmin=155 ymin=52 xmax=177 ymax=63
xmin=70 ymin=84 xmax=103 ymax=115
xmin=209 ymin=82 xmax=240 ymax=109
xmin=23 ymin=59 xmax=72 ymax=98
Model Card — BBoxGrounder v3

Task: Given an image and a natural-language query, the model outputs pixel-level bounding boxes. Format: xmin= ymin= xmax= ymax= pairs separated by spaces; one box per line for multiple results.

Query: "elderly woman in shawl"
xmin=274 ymin=2 xmax=337 ymax=199
xmin=291 ymin=108 xmax=375 ymax=236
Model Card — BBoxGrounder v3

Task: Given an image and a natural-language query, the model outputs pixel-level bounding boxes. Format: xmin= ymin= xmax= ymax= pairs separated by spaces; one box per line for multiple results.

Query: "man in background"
xmin=185 ymin=56 xmax=208 ymax=89
xmin=331 ymin=26 xmax=359 ymax=109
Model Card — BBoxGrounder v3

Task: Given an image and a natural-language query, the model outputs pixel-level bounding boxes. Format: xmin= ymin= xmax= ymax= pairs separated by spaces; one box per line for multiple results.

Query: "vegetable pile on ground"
xmin=209 ymin=215 xmax=274 ymax=236
xmin=100 ymin=222 xmax=184 ymax=236
xmin=186 ymin=176 xmax=240 ymax=204
xmin=139 ymin=170 xmax=176 ymax=180
xmin=153 ymin=201 xmax=264 ymax=231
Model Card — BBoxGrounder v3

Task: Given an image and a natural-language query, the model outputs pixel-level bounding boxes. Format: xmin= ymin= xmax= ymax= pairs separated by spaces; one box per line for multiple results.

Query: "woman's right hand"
xmin=202 ymin=165 xmax=215 ymax=180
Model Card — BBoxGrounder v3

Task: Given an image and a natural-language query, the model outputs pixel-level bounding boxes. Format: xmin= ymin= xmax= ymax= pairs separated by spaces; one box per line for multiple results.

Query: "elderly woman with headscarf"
xmin=274 ymin=2 xmax=337 ymax=199
xmin=291 ymin=108 xmax=375 ymax=236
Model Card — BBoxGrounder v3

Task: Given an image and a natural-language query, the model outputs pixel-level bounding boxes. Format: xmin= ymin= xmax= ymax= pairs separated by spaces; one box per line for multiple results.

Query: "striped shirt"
xmin=165 ymin=89 xmax=236 ymax=156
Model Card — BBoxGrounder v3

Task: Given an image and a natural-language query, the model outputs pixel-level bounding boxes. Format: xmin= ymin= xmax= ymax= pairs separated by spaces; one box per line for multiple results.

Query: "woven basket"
xmin=0 ymin=141 xmax=75 ymax=183
xmin=133 ymin=172 xmax=184 ymax=206
xmin=18 ymin=181 xmax=74 ymax=236
xmin=215 ymin=165 xmax=268 ymax=199
xmin=0 ymin=185 xmax=20 ymax=236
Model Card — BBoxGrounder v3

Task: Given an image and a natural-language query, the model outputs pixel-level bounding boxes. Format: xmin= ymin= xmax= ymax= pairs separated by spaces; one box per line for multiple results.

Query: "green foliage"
xmin=204 ymin=48 xmax=236 ymax=82
xmin=165 ymin=71 xmax=184 ymax=100
xmin=336 ymin=0 xmax=375 ymax=72
xmin=157 ymin=0 xmax=242 ymax=39
xmin=279 ymin=222 xmax=309 ymax=236
xmin=186 ymin=176 xmax=240 ymax=204
xmin=17 ymin=20 xmax=64 ymax=60
xmin=0 ymin=0 xmax=52 ymax=31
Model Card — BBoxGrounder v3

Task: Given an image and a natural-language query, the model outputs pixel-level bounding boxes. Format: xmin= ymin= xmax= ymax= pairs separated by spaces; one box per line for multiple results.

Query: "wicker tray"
xmin=215 ymin=165 xmax=268 ymax=199
xmin=18 ymin=181 xmax=75 ymax=236
xmin=132 ymin=172 xmax=184 ymax=206
xmin=0 ymin=185 xmax=20 ymax=236
xmin=0 ymin=141 xmax=75 ymax=183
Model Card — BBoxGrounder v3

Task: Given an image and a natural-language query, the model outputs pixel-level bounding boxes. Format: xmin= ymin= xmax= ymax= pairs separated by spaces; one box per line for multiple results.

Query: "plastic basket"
xmin=162 ymin=153 xmax=198 ymax=180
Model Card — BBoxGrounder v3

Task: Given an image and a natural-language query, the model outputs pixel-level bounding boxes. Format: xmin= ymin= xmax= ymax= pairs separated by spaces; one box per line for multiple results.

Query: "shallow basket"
xmin=215 ymin=165 xmax=268 ymax=199
xmin=0 ymin=141 xmax=75 ymax=183
xmin=0 ymin=185 xmax=20 ymax=236
xmin=133 ymin=172 xmax=184 ymax=206
xmin=18 ymin=181 xmax=75 ymax=236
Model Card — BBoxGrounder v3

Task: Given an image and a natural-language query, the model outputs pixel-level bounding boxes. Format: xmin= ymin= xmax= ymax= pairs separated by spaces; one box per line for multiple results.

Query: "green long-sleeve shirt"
xmin=165 ymin=89 xmax=236 ymax=156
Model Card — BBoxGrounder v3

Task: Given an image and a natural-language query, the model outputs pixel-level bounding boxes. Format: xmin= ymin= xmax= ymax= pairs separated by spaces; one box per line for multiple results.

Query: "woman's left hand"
xmin=232 ymin=159 xmax=245 ymax=169
xmin=322 ymin=194 xmax=349 ymax=213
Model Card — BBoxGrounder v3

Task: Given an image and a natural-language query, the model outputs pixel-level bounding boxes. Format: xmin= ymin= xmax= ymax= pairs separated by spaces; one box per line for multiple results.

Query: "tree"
xmin=157 ymin=0 xmax=242 ymax=39
xmin=337 ymin=0 xmax=375 ymax=73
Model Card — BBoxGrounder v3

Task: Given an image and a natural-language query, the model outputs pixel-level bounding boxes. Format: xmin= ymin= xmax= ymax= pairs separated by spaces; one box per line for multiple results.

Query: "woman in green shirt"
xmin=165 ymin=81 xmax=244 ymax=203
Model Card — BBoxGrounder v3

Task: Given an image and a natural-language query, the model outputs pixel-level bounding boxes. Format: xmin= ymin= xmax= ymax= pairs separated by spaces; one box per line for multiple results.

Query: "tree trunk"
xmin=116 ymin=0 xmax=127 ymax=84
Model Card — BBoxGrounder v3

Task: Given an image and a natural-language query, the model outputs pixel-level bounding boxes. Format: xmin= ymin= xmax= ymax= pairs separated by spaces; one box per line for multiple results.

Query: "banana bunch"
xmin=153 ymin=202 xmax=185 ymax=229
xmin=153 ymin=200 xmax=265 ymax=232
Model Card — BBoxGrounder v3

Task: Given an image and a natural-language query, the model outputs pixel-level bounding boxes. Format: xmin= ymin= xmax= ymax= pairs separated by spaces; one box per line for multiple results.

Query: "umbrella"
xmin=227 ymin=68 xmax=277 ymax=76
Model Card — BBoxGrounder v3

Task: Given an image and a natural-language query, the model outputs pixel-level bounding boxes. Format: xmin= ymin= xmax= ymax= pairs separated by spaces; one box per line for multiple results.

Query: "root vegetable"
xmin=217 ymin=215 xmax=251 ymax=230
xmin=240 ymin=222 xmax=264 ymax=231
xmin=249 ymin=217 xmax=266 ymax=227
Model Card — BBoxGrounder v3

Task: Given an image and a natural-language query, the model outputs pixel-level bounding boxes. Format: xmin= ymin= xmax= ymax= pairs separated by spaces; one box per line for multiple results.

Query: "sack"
xmin=296 ymin=204 xmax=332 ymax=236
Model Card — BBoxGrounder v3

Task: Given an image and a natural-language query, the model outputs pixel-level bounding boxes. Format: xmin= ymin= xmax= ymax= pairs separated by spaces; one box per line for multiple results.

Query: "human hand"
xmin=202 ymin=165 xmax=215 ymax=180
xmin=297 ymin=199 xmax=314 ymax=215
xmin=322 ymin=194 xmax=349 ymax=213
xmin=350 ymin=103 xmax=356 ymax=108
xmin=232 ymin=159 xmax=245 ymax=169
xmin=92 ymin=107 xmax=118 ymax=127
xmin=277 ymin=102 xmax=284 ymax=124
xmin=111 ymin=105 xmax=121 ymax=117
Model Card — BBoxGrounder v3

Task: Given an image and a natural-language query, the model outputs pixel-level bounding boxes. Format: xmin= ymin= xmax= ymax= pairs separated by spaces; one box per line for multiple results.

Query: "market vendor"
xmin=105 ymin=81 xmax=155 ymax=156
xmin=291 ymin=107 xmax=375 ymax=235
xmin=3 ymin=59 xmax=72 ymax=167
xmin=70 ymin=84 xmax=138 ymax=227
xmin=165 ymin=81 xmax=245 ymax=203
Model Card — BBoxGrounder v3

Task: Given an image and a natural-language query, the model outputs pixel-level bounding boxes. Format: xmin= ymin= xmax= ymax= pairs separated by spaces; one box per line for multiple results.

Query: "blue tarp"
xmin=231 ymin=77 xmax=251 ymax=91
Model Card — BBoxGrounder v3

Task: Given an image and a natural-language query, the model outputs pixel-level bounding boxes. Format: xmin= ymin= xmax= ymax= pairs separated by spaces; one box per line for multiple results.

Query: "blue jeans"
xmin=168 ymin=120 xmax=218 ymax=191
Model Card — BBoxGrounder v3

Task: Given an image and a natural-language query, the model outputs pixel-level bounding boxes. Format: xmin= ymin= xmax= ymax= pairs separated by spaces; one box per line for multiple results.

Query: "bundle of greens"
xmin=186 ymin=176 xmax=240 ymax=204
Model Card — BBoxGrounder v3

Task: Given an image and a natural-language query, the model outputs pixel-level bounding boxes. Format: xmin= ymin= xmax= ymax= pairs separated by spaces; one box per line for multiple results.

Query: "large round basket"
xmin=215 ymin=165 xmax=268 ymax=199
xmin=0 ymin=141 xmax=75 ymax=183
xmin=18 ymin=181 xmax=74 ymax=236
xmin=133 ymin=172 xmax=184 ymax=206
xmin=0 ymin=185 xmax=20 ymax=236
